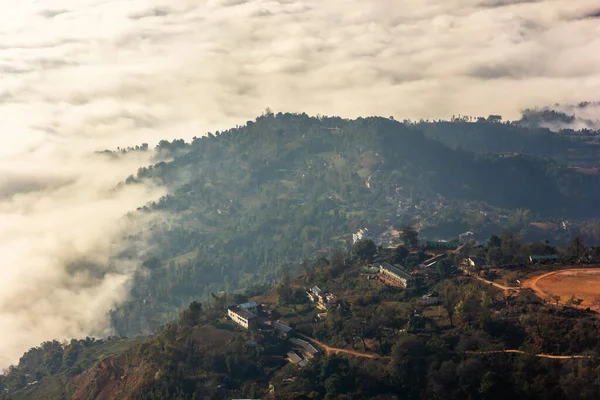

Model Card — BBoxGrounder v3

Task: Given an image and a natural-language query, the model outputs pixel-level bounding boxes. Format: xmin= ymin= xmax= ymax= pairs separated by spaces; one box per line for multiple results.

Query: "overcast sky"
xmin=0 ymin=0 xmax=599 ymax=368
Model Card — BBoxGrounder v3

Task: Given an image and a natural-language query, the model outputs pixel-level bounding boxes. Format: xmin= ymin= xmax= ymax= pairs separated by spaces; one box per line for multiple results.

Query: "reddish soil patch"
xmin=525 ymin=269 xmax=600 ymax=309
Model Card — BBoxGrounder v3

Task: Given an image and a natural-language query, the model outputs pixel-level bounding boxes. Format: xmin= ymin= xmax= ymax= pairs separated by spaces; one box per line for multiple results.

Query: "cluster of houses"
xmin=226 ymin=300 xmax=320 ymax=368
xmin=306 ymin=286 xmax=336 ymax=311
xmin=288 ymin=338 xmax=320 ymax=366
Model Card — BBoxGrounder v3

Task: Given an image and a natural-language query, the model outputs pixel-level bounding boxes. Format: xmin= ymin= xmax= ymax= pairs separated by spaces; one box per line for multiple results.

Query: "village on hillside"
xmin=221 ymin=226 xmax=600 ymax=383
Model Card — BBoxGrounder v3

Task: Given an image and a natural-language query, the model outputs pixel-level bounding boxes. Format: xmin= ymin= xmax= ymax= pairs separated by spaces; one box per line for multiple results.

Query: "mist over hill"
xmin=102 ymin=112 xmax=600 ymax=335
xmin=2 ymin=0 xmax=600 ymax=377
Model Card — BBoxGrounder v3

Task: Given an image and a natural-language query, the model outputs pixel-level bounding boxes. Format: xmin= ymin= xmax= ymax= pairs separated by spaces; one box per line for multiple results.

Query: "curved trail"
xmin=296 ymin=335 xmax=592 ymax=361
xmin=522 ymin=268 xmax=600 ymax=311
xmin=523 ymin=269 xmax=588 ymax=297
xmin=465 ymin=350 xmax=593 ymax=360
xmin=473 ymin=275 xmax=521 ymax=292
xmin=297 ymin=334 xmax=386 ymax=359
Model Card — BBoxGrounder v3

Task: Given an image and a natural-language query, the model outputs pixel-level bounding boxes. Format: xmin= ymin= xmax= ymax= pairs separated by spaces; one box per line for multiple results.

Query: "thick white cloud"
xmin=0 ymin=151 xmax=165 ymax=369
xmin=1 ymin=0 xmax=599 ymax=368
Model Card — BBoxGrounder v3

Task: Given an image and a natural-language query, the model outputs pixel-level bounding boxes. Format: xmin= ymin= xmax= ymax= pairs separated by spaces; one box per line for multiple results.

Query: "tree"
xmin=179 ymin=301 xmax=203 ymax=327
xmin=487 ymin=235 xmax=502 ymax=248
xmin=436 ymin=259 xmax=454 ymax=280
xmin=281 ymin=265 xmax=291 ymax=287
xmin=351 ymin=239 xmax=377 ymax=263
xmin=487 ymin=115 xmax=502 ymax=123
xmin=440 ymin=281 xmax=460 ymax=327
xmin=567 ymin=295 xmax=582 ymax=306
xmin=487 ymin=247 xmax=503 ymax=267
xmin=567 ymin=234 xmax=586 ymax=259
xmin=500 ymin=229 xmax=520 ymax=261
xmin=545 ymin=292 xmax=560 ymax=305
xmin=480 ymin=371 xmax=503 ymax=399
xmin=400 ymin=225 xmax=419 ymax=248
xmin=391 ymin=336 xmax=428 ymax=399
xmin=394 ymin=245 xmax=410 ymax=264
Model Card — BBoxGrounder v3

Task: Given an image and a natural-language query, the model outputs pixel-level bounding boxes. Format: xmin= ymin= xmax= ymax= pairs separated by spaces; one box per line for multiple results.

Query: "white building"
xmin=227 ymin=305 xmax=256 ymax=329
xmin=316 ymin=293 xmax=336 ymax=311
xmin=423 ymin=291 xmax=440 ymax=306
xmin=379 ymin=262 xmax=414 ymax=289
xmin=353 ymin=228 xmax=369 ymax=243
xmin=307 ymin=286 xmax=323 ymax=302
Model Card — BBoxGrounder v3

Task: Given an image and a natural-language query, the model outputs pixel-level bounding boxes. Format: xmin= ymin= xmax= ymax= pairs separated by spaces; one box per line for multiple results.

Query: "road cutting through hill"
xmin=297 ymin=334 xmax=388 ymax=359
xmin=465 ymin=350 xmax=594 ymax=359
xmin=473 ymin=275 xmax=521 ymax=292
xmin=298 ymin=333 xmax=594 ymax=361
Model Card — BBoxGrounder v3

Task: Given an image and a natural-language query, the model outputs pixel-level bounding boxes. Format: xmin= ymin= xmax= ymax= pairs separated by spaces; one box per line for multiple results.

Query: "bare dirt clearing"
xmin=524 ymin=268 xmax=600 ymax=309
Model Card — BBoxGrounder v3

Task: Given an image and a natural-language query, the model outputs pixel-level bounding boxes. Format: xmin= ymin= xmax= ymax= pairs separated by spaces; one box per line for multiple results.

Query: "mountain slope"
xmin=108 ymin=113 xmax=600 ymax=335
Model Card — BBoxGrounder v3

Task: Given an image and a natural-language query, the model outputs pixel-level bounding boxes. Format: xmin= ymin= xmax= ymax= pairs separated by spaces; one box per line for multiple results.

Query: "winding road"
xmin=296 ymin=334 xmax=594 ymax=361
xmin=465 ymin=350 xmax=593 ymax=360
xmin=297 ymin=333 xmax=385 ymax=359
xmin=473 ymin=275 xmax=521 ymax=292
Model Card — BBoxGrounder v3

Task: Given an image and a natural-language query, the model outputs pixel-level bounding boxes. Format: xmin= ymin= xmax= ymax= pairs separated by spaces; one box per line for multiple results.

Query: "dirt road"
xmin=297 ymin=334 xmax=386 ymax=359
xmin=297 ymin=334 xmax=593 ymax=361
xmin=465 ymin=350 xmax=593 ymax=360
xmin=473 ymin=275 xmax=521 ymax=292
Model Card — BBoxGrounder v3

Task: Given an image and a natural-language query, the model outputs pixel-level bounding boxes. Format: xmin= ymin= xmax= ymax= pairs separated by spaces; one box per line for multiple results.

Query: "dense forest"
xmin=107 ymin=112 xmax=600 ymax=335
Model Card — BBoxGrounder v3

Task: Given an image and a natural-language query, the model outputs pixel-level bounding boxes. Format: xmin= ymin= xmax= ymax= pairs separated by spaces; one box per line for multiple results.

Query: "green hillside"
xmin=4 ymin=253 xmax=600 ymax=400
xmin=104 ymin=113 xmax=600 ymax=335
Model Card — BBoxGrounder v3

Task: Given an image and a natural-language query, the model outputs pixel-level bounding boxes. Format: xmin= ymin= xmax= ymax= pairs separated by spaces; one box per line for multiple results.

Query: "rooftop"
xmin=239 ymin=301 xmax=258 ymax=309
xmin=380 ymin=262 xmax=412 ymax=280
xmin=273 ymin=321 xmax=293 ymax=334
xmin=290 ymin=338 xmax=320 ymax=355
xmin=298 ymin=359 xmax=309 ymax=367
xmin=228 ymin=305 xmax=256 ymax=320
xmin=287 ymin=351 xmax=302 ymax=364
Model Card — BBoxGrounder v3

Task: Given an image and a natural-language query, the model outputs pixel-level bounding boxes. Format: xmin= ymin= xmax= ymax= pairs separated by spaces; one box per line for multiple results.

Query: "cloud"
xmin=37 ymin=9 xmax=70 ymax=19
xmin=0 ymin=151 xmax=165 ymax=370
xmin=129 ymin=7 xmax=171 ymax=20
xmin=520 ymin=102 xmax=600 ymax=131
xmin=1 ymin=0 xmax=600 ymax=368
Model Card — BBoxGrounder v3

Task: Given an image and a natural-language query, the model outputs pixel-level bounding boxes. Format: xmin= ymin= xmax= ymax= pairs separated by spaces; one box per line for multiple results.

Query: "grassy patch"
xmin=82 ymin=339 xmax=141 ymax=366
xmin=170 ymin=250 xmax=198 ymax=266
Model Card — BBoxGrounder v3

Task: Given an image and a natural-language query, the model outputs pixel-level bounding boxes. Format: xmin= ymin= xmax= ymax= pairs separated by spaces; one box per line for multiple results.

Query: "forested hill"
xmin=413 ymin=113 xmax=600 ymax=163
xmin=107 ymin=112 xmax=600 ymax=336
xmin=137 ymin=112 xmax=598 ymax=216
xmin=413 ymin=120 xmax=576 ymax=158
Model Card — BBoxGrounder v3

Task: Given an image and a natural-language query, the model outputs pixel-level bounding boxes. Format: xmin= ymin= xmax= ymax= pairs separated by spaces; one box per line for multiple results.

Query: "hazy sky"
xmin=1 ymin=0 xmax=599 ymax=368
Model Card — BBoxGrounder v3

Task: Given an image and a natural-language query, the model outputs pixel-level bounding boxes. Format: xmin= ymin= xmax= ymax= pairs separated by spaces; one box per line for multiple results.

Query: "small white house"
xmin=423 ymin=291 xmax=440 ymax=306
xmin=307 ymin=286 xmax=323 ymax=302
xmin=353 ymin=228 xmax=374 ymax=244
xmin=227 ymin=306 xmax=256 ymax=329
